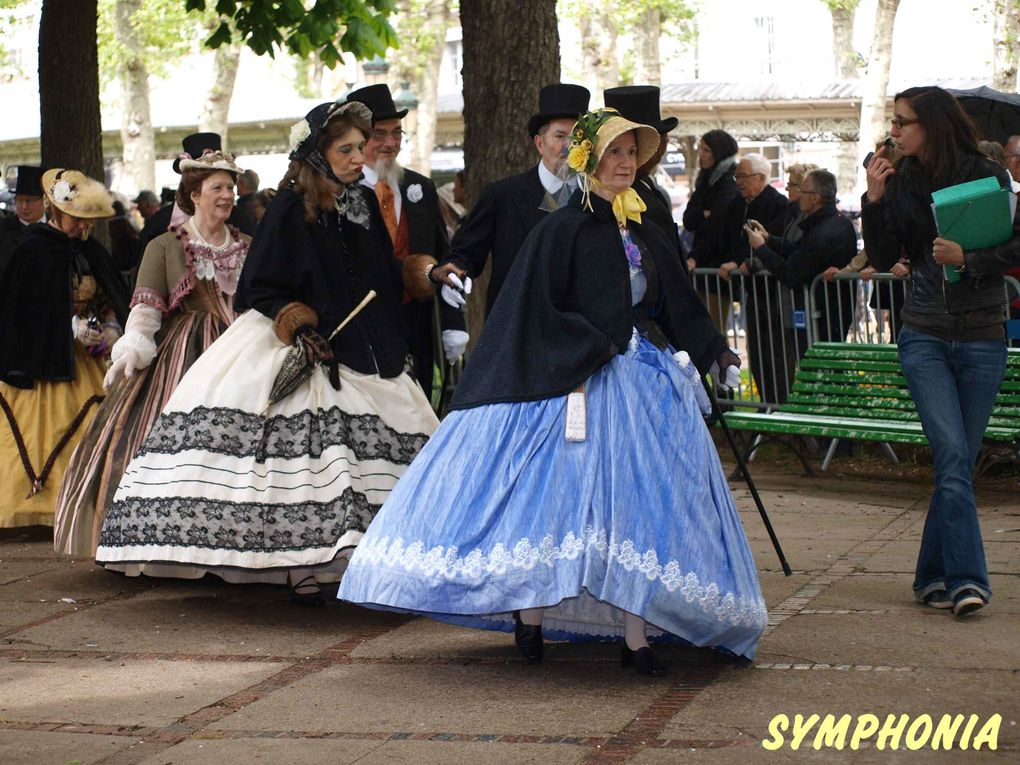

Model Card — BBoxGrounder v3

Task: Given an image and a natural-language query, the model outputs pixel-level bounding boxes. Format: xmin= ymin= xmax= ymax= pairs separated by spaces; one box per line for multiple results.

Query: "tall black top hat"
xmin=12 ymin=165 xmax=44 ymax=196
xmin=528 ymin=83 xmax=591 ymax=137
xmin=603 ymin=86 xmax=678 ymax=135
xmin=345 ymin=84 xmax=408 ymax=124
xmin=173 ymin=132 xmax=223 ymax=173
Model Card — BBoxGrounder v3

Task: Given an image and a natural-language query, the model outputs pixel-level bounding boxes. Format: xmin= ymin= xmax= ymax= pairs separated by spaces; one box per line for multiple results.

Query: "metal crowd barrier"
xmin=691 ymin=269 xmax=1020 ymax=412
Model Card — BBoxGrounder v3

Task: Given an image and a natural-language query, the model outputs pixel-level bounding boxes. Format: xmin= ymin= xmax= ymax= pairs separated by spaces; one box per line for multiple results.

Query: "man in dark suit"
xmin=603 ymin=85 xmax=684 ymax=267
xmin=0 ymin=165 xmax=45 ymax=284
xmin=232 ymin=169 xmax=260 ymax=236
xmin=347 ymin=84 xmax=467 ymax=401
xmin=430 ymin=83 xmax=591 ymax=316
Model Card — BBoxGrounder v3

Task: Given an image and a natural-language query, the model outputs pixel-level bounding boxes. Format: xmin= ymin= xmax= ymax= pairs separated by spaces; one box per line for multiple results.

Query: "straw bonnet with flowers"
xmin=337 ymin=108 xmax=765 ymax=669
xmin=0 ymin=168 xmax=130 ymax=526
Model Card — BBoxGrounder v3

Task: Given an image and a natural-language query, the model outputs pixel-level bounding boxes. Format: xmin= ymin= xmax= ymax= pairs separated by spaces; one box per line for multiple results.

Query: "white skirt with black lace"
xmin=95 ymin=309 xmax=438 ymax=584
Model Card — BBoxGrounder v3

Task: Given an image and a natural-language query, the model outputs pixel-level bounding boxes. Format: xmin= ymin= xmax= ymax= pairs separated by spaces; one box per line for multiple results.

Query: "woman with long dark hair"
xmin=96 ymin=101 xmax=439 ymax=603
xmin=863 ymin=85 xmax=1020 ymax=617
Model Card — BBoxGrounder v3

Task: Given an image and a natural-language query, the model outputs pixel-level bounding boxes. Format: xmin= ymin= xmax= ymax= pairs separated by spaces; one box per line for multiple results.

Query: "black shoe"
xmin=621 ymin=645 xmax=666 ymax=676
xmin=513 ymin=611 xmax=543 ymax=664
xmin=289 ymin=574 xmax=325 ymax=607
xmin=952 ymin=588 xmax=986 ymax=617
xmin=915 ymin=589 xmax=953 ymax=610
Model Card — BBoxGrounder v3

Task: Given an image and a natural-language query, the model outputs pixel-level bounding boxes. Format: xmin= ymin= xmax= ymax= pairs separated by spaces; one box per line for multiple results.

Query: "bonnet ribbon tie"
xmin=612 ymin=187 xmax=646 ymax=227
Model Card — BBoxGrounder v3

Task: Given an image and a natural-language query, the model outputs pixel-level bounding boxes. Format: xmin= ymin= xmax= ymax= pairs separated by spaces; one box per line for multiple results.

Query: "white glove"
xmin=440 ymin=273 xmax=473 ymax=308
xmin=708 ymin=349 xmax=742 ymax=391
xmin=441 ymin=329 xmax=469 ymax=364
xmin=71 ymin=316 xmax=102 ymax=347
xmin=104 ymin=347 xmax=140 ymax=390
xmin=105 ymin=304 xmax=161 ymax=388
xmin=673 ymin=350 xmax=713 ymax=416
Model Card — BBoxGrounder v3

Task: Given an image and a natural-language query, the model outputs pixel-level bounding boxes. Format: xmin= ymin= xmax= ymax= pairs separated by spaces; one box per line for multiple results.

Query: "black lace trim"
xmin=98 ymin=486 xmax=376 ymax=552
xmin=138 ymin=405 xmax=428 ymax=464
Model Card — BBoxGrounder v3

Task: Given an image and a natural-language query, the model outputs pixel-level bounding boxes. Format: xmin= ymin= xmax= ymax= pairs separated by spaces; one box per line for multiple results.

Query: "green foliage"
xmin=561 ymin=0 xmax=696 ymax=42
xmin=186 ymin=0 xmax=399 ymax=68
xmin=97 ymin=0 xmax=206 ymax=85
xmin=821 ymin=0 xmax=860 ymax=11
xmin=390 ymin=0 xmax=449 ymax=82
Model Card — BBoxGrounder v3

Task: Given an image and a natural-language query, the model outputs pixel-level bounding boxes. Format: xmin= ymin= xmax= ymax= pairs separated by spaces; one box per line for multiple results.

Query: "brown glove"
xmin=273 ymin=302 xmax=318 ymax=345
xmin=402 ymin=254 xmax=439 ymax=300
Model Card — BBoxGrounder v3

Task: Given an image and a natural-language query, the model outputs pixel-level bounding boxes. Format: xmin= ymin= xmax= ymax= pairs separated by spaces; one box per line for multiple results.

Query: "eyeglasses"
xmin=786 ymin=182 xmax=800 ymax=189
xmin=799 ymin=189 xmax=820 ymax=197
xmin=890 ymin=117 xmax=920 ymax=129
xmin=734 ymin=172 xmax=765 ymax=181
xmin=371 ymin=128 xmax=405 ymax=141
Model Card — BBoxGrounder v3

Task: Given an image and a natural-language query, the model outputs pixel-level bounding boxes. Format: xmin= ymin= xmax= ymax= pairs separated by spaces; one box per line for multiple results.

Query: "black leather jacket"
xmin=861 ymin=154 xmax=1020 ymax=318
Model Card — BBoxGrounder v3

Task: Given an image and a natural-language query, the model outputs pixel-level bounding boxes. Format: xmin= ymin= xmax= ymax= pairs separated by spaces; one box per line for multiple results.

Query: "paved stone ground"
xmin=1 ymin=469 xmax=1018 ymax=764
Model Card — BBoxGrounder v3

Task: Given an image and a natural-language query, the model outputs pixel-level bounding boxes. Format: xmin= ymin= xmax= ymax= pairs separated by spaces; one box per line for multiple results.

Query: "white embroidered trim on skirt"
xmin=355 ymin=526 xmax=767 ymax=629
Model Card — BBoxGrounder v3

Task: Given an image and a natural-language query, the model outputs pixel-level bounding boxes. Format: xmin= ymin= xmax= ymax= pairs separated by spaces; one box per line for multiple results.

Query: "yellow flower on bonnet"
xmin=567 ymin=108 xmax=660 ymax=224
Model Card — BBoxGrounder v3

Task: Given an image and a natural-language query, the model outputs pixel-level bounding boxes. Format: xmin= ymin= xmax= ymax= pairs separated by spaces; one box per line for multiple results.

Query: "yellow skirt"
xmin=0 ymin=346 xmax=106 ymax=528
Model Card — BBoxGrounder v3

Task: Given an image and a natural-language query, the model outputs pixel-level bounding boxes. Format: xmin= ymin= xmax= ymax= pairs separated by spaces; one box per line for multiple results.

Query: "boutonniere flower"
xmin=406 ymin=183 xmax=423 ymax=203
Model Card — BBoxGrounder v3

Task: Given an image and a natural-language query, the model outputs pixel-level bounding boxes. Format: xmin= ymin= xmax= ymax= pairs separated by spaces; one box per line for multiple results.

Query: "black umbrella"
xmin=946 ymin=86 xmax=1020 ymax=145
xmin=263 ymin=290 xmax=376 ymax=413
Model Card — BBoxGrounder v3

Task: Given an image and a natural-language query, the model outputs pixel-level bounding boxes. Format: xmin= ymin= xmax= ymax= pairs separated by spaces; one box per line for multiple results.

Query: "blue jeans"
xmin=898 ymin=326 xmax=1007 ymax=601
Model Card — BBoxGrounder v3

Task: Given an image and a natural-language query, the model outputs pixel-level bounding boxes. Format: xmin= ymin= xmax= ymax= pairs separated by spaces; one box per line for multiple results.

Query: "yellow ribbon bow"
xmin=612 ymin=187 xmax=646 ymax=227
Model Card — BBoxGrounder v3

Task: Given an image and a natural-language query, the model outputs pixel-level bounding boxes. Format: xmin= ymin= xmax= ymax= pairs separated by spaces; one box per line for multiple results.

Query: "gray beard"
xmin=375 ymin=157 xmax=404 ymax=189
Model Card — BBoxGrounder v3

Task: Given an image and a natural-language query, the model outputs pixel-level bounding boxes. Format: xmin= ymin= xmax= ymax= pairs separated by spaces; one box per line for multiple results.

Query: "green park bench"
xmin=722 ymin=342 xmax=1020 ymax=476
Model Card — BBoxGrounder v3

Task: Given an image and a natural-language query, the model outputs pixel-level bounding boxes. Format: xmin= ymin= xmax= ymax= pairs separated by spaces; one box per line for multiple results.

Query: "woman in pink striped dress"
xmin=54 ymin=151 xmax=250 ymax=556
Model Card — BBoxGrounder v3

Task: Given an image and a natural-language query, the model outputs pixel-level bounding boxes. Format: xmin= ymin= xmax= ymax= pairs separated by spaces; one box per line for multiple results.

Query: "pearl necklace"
xmin=187 ymin=218 xmax=231 ymax=251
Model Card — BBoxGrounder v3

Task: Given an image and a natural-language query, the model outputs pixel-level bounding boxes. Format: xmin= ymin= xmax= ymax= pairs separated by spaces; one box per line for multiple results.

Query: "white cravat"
xmin=537 ymin=161 xmax=564 ymax=196
xmin=361 ymin=165 xmax=403 ymax=223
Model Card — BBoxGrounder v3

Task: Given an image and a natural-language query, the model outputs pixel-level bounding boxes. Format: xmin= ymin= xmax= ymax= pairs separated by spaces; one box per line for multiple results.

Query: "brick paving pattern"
xmin=1 ymin=474 xmax=1018 ymax=763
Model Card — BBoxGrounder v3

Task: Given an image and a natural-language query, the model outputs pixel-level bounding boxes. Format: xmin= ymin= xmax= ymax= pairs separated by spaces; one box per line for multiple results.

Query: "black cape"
xmin=450 ymin=191 xmax=726 ymax=410
xmin=0 ymin=224 xmax=129 ymax=388
xmin=234 ymin=186 xmax=410 ymax=378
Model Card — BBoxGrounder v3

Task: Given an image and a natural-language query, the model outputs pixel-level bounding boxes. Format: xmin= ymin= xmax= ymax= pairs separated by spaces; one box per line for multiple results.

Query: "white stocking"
xmin=519 ymin=607 xmax=544 ymax=626
xmin=624 ymin=612 xmax=650 ymax=651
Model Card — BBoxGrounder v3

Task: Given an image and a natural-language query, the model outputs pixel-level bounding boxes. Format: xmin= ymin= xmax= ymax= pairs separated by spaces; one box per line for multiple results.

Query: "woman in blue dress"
xmin=338 ymin=108 xmax=767 ymax=673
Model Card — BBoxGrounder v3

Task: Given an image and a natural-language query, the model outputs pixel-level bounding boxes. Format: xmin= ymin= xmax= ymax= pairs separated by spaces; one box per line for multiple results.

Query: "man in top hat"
xmin=430 ymin=83 xmax=591 ymax=317
xmin=603 ymin=86 xmax=684 ymax=265
xmin=0 ymin=165 xmax=46 ymax=284
xmin=139 ymin=132 xmax=244 ymax=249
xmin=346 ymin=83 xmax=468 ymax=401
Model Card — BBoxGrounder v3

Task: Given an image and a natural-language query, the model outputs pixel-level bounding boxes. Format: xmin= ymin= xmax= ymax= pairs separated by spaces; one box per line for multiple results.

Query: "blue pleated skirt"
xmin=338 ymin=335 xmax=767 ymax=658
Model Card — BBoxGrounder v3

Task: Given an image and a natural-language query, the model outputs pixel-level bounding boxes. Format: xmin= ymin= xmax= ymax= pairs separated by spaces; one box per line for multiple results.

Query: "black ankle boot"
xmin=513 ymin=611 xmax=543 ymax=664
xmin=621 ymin=645 xmax=666 ymax=676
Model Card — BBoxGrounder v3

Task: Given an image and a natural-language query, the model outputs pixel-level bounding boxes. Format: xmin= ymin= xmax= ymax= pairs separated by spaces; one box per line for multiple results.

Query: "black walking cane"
xmin=702 ymin=375 xmax=793 ymax=576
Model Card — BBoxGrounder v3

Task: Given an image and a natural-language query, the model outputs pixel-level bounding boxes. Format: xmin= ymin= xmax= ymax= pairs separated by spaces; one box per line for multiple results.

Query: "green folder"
xmin=931 ymin=176 xmax=1014 ymax=283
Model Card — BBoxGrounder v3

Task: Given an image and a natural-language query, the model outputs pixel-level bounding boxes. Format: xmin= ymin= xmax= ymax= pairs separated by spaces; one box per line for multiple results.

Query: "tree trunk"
xmin=460 ymin=0 xmax=558 ymax=345
xmin=411 ymin=0 xmax=451 ymax=174
xmin=857 ymin=0 xmax=900 ymax=168
xmin=198 ymin=33 xmax=241 ymax=149
xmin=579 ymin=9 xmax=619 ymax=96
xmin=830 ymin=3 xmax=859 ymax=79
xmin=39 ymin=0 xmax=103 ymax=180
xmin=114 ymin=0 xmax=154 ymax=194
xmin=993 ymin=0 xmax=1020 ymax=92
xmin=634 ymin=8 xmax=662 ymax=86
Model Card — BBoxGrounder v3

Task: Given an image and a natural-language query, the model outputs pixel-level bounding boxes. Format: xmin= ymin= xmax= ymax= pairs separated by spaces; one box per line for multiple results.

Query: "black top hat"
xmin=603 ymin=86 xmax=678 ymax=135
xmin=13 ymin=165 xmax=43 ymax=197
xmin=528 ymin=83 xmax=591 ymax=137
xmin=173 ymin=132 xmax=223 ymax=173
xmin=345 ymin=84 xmax=408 ymax=124
xmin=160 ymin=187 xmax=176 ymax=204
